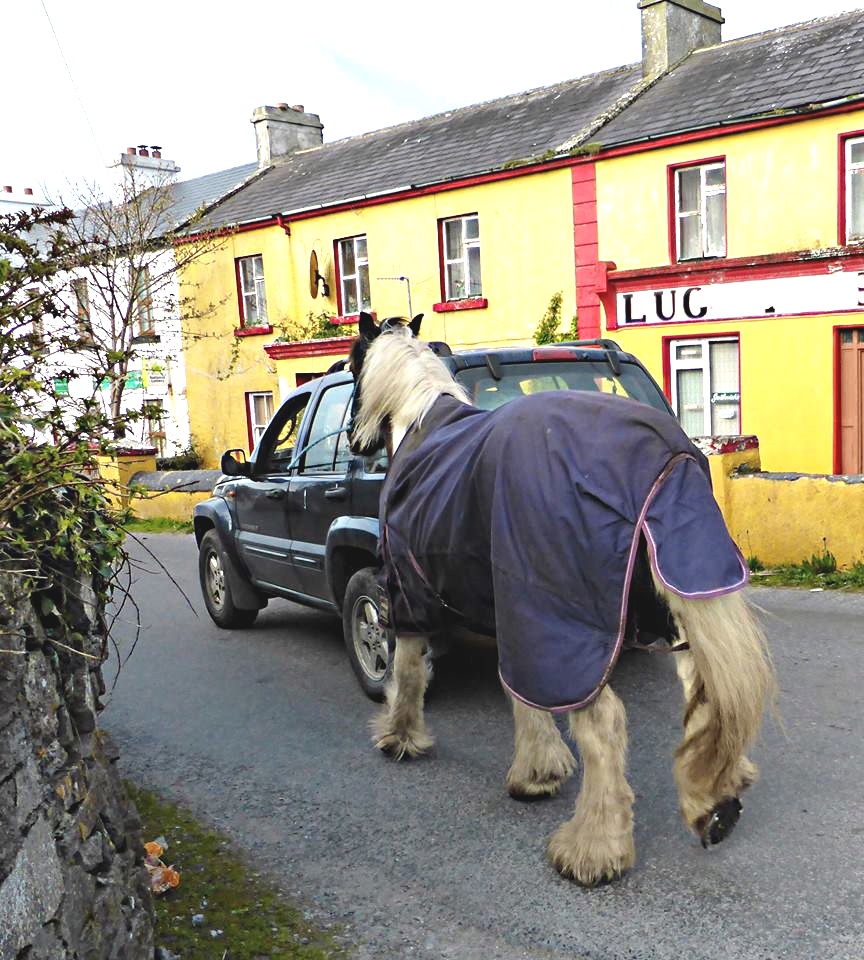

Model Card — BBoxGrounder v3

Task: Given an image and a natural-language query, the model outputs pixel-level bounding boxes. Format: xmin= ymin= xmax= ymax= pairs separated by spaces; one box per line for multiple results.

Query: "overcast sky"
xmin=3 ymin=0 xmax=862 ymax=199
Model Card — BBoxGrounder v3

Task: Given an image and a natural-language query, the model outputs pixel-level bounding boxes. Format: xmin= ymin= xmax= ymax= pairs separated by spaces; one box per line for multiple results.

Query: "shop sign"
xmin=618 ymin=269 xmax=864 ymax=325
xmin=142 ymin=358 xmax=168 ymax=395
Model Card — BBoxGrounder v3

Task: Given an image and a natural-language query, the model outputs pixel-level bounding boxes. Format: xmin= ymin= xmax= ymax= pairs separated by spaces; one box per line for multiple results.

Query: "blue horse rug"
xmin=378 ymin=392 xmax=748 ymax=712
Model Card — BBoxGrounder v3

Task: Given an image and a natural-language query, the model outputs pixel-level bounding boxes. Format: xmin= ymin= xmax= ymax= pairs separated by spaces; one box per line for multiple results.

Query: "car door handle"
xmin=324 ymin=486 xmax=348 ymax=501
xmin=265 ymin=488 xmax=286 ymax=500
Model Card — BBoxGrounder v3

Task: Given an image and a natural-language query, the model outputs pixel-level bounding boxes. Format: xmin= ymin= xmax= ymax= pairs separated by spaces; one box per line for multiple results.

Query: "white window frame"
xmin=246 ymin=391 xmax=274 ymax=450
xmin=845 ymin=135 xmax=864 ymax=243
xmin=674 ymin=162 xmax=726 ymax=262
xmin=337 ymin=235 xmax=370 ymax=315
xmin=131 ymin=265 xmax=155 ymax=336
xmin=669 ymin=336 xmax=740 ymax=437
xmin=237 ymin=254 xmax=269 ymax=327
xmin=442 ymin=214 xmax=482 ymax=300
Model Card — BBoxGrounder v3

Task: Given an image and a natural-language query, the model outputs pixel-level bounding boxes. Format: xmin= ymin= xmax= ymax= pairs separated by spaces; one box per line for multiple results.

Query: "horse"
xmin=347 ymin=312 xmax=775 ymax=886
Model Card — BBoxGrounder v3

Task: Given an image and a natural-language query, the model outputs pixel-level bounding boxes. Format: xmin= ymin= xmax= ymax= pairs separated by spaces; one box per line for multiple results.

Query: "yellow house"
xmin=181 ymin=1 xmax=864 ymax=475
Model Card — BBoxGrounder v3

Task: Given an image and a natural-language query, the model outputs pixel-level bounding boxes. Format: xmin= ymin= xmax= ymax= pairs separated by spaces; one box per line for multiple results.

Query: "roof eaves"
xmin=604 ymin=91 xmax=864 ymax=149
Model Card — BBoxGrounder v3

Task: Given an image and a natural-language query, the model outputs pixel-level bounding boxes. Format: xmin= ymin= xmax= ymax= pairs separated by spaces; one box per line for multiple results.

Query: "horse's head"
xmin=347 ymin=311 xmax=423 ymax=456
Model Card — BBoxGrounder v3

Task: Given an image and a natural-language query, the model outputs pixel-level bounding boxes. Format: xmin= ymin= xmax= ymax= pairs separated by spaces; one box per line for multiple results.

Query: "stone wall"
xmin=0 ymin=570 xmax=154 ymax=959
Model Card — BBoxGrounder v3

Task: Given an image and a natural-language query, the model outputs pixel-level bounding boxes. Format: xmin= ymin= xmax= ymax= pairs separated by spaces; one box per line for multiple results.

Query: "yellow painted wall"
xmin=594 ymin=110 xmax=864 ymax=474
xmin=181 ymin=170 xmax=577 ymax=466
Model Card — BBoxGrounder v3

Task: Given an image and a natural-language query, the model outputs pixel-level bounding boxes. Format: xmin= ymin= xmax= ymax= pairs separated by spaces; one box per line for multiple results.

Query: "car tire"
xmin=342 ymin=567 xmax=393 ymax=701
xmin=199 ymin=530 xmax=259 ymax=629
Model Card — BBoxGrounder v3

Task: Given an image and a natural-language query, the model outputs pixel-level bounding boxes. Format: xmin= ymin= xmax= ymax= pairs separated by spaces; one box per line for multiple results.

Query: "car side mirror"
xmin=220 ymin=449 xmax=251 ymax=477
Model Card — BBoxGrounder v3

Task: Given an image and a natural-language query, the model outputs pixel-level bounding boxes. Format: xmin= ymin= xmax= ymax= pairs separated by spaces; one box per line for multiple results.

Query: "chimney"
xmin=252 ymin=103 xmax=324 ymax=168
xmin=116 ymin=145 xmax=180 ymax=175
xmin=639 ymin=0 xmax=723 ymax=78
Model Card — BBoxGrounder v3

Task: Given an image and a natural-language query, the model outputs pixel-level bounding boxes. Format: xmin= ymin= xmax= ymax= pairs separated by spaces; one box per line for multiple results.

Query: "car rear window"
xmin=454 ymin=360 xmax=669 ymax=413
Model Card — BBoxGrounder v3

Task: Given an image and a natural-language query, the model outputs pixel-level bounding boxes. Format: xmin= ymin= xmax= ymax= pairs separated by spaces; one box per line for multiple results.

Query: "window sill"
xmin=132 ymin=334 xmax=160 ymax=344
xmin=432 ymin=298 xmax=488 ymax=313
xmin=332 ymin=311 xmax=375 ymax=326
xmin=234 ymin=324 xmax=274 ymax=338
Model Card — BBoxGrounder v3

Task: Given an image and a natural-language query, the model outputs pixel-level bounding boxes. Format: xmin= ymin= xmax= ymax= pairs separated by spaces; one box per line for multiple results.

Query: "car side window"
xmin=256 ymin=393 xmax=311 ymax=474
xmin=299 ymin=383 xmax=354 ymax=474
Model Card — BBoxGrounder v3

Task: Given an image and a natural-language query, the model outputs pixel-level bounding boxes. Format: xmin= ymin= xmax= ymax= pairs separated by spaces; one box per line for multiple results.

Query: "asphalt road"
xmin=104 ymin=533 xmax=864 ymax=960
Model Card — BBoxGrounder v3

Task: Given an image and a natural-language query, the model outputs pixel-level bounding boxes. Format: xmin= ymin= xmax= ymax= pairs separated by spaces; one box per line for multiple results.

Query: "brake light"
xmin=531 ymin=347 xmax=585 ymax=361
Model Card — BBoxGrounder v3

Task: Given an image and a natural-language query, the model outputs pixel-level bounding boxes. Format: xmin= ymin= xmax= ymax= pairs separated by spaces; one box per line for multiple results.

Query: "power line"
xmin=39 ymin=0 xmax=106 ymax=168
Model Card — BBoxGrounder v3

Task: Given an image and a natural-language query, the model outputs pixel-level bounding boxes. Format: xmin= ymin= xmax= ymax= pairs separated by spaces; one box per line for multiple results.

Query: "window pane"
xmin=680 ymin=214 xmax=701 ymax=259
xmin=676 ymin=343 xmax=702 ymax=361
xmin=705 ymin=193 xmax=726 ymax=257
xmin=445 ymin=219 xmax=463 ymax=259
xmin=255 ymin=278 xmax=268 ymax=323
xmin=840 ymin=329 xmax=854 ymax=344
xmin=850 ymin=170 xmax=864 ymax=240
xmin=850 ymin=140 xmax=864 ymax=165
xmin=467 ymin=246 xmax=482 ymax=296
xmin=678 ymin=168 xmax=701 ymax=213
xmin=358 ymin=263 xmax=371 ymax=310
xmin=355 ymin=236 xmax=367 ymax=260
xmin=340 ymin=239 xmax=356 ymax=275
xmin=464 ymin=216 xmax=479 ymax=240
xmin=705 ymin=165 xmax=725 ymax=188
xmin=245 ymin=292 xmax=259 ymax=325
xmin=240 ymin=257 xmax=255 ymax=292
xmin=446 ymin=261 xmax=465 ymax=299
xmin=709 ymin=341 xmax=740 ymax=435
xmin=302 ymin=383 xmax=353 ymax=472
xmin=677 ymin=368 xmax=705 ymax=436
xmin=345 ymin=280 xmax=358 ymax=314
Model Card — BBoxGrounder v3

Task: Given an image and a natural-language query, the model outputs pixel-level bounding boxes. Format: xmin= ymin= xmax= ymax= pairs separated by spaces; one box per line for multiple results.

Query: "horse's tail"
xmin=653 ymin=573 xmax=776 ymax=804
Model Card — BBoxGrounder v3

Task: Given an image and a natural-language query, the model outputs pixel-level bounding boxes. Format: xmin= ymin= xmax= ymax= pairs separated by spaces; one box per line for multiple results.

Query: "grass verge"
xmin=749 ymin=560 xmax=864 ymax=591
xmin=125 ymin=517 xmax=194 ymax=535
xmin=127 ymin=783 xmax=350 ymax=959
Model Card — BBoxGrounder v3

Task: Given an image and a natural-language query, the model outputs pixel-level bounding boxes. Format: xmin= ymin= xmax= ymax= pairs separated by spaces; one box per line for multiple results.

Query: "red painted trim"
xmin=432 ymin=297 xmax=488 ymax=313
xmin=666 ymin=156 xmax=727 ymax=264
xmin=233 ymin=257 xmax=245 ymax=327
xmin=662 ymin=330 xmax=742 ymax=431
xmin=610 ymin=247 xmax=864 ymax=287
xmin=332 ymin=311 xmax=375 ymax=326
xmin=237 ymin=217 xmax=279 ymax=234
xmin=697 ymin=436 xmax=759 ymax=455
xmin=838 ymin=129 xmax=864 ymax=245
xmin=264 ymin=336 xmax=354 ymax=360
xmin=243 ymin=392 xmax=255 ymax=453
xmin=234 ymin=324 xmax=273 ymax=338
xmin=572 ymin=164 xmax=601 ymax=338
xmin=831 ymin=320 xmax=864 ymax=473
xmin=436 ymin=219 xmax=446 ymax=302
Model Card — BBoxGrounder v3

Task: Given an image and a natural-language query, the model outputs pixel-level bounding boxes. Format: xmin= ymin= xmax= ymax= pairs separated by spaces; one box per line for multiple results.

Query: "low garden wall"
xmin=129 ymin=469 xmax=222 ymax=524
xmin=0 ymin=570 xmax=154 ymax=958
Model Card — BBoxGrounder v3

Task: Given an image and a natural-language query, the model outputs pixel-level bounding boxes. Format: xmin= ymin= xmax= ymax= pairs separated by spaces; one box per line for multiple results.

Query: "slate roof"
xmin=599 ymin=10 xmax=864 ymax=146
xmin=194 ymin=66 xmax=643 ymax=229
xmin=196 ymin=9 xmax=864 ymax=230
xmin=165 ymin=161 xmax=259 ymax=230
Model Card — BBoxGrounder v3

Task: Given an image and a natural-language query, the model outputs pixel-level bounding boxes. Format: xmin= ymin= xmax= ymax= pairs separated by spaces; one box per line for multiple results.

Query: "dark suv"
xmin=194 ymin=339 xmax=674 ymax=699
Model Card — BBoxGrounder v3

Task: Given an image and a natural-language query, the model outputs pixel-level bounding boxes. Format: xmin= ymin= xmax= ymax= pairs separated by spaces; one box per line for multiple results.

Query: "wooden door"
xmin=839 ymin=328 xmax=864 ymax=474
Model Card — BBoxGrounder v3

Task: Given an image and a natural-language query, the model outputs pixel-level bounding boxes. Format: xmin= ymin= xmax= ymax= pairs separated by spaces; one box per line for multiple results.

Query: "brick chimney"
xmin=639 ymin=0 xmax=724 ymax=78
xmin=252 ymin=104 xmax=324 ymax=168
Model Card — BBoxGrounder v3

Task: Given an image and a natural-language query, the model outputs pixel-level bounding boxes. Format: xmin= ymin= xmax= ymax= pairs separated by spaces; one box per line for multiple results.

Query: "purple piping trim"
xmin=642 ymin=523 xmax=749 ymax=599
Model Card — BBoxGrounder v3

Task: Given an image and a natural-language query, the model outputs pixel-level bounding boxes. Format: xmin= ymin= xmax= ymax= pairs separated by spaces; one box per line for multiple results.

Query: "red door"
xmin=839 ymin=328 xmax=864 ymax=474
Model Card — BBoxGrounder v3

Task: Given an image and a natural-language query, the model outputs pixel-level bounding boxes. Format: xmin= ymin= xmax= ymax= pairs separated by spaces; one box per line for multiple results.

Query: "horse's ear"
xmin=409 ymin=314 xmax=423 ymax=336
xmin=358 ymin=311 xmax=379 ymax=340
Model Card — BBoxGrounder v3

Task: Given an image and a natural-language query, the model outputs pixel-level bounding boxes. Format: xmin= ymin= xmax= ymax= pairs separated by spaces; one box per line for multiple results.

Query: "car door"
xmin=233 ymin=389 xmax=313 ymax=592
xmin=285 ymin=381 xmax=356 ymax=601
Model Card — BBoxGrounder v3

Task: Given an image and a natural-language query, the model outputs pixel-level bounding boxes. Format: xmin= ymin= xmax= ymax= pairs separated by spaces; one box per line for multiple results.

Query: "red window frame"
xmin=437 ymin=213 xmax=481 ymax=302
xmin=244 ymin=390 xmax=274 ymax=453
xmin=662 ymin=330 xmax=742 ymax=435
xmin=234 ymin=254 xmax=268 ymax=329
xmin=838 ymin=128 xmax=864 ymax=246
xmin=667 ymin=156 xmax=727 ymax=264
xmin=334 ymin=235 xmax=370 ymax=318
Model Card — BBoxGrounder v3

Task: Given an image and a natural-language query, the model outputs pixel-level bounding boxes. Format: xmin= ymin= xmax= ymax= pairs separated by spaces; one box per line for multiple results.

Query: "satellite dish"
xmin=309 ymin=250 xmax=330 ymax=299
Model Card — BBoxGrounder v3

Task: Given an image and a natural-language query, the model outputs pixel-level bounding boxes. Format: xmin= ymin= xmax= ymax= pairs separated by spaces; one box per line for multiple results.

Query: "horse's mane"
xmin=352 ymin=330 xmax=470 ymax=451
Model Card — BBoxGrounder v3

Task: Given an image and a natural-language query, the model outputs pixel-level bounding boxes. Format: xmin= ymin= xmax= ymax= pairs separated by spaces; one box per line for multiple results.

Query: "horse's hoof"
xmin=698 ymin=797 xmax=743 ymax=847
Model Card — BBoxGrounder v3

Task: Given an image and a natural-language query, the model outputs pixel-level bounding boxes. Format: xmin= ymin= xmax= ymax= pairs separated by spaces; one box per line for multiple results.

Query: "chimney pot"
xmin=290 ymin=104 xmax=305 ymax=113
xmin=276 ymin=102 xmax=290 ymax=110
xmin=3 ymin=186 xmax=11 ymax=193
xmin=152 ymin=149 xmax=162 ymax=159
xmin=127 ymin=146 xmax=137 ymax=155
xmin=24 ymin=188 xmax=33 ymax=196
xmin=138 ymin=147 xmax=150 ymax=158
